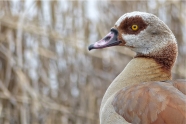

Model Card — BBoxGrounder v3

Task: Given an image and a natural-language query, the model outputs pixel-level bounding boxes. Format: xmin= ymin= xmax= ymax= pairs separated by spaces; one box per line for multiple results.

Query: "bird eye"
xmin=131 ymin=25 xmax=138 ymax=31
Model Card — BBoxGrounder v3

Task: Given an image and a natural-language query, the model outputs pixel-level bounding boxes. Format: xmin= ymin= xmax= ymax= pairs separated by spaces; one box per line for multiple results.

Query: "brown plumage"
xmin=88 ymin=11 xmax=186 ymax=124
xmin=112 ymin=80 xmax=186 ymax=124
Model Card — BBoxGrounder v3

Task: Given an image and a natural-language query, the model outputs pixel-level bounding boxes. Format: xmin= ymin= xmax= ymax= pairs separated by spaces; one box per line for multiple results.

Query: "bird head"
xmin=88 ymin=11 xmax=177 ymax=56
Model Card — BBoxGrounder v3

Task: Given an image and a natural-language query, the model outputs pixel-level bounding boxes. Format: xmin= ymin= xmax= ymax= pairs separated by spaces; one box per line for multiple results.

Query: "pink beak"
xmin=88 ymin=28 xmax=121 ymax=51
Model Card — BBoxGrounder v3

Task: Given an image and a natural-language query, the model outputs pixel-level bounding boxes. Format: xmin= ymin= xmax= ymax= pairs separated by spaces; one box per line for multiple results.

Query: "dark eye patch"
xmin=118 ymin=16 xmax=148 ymax=35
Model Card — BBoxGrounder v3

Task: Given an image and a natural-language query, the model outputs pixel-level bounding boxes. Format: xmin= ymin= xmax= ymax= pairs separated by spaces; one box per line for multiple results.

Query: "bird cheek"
xmin=118 ymin=33 xmax=126 ymax=46
xmin=118 ymin=40 xmax=126 ymax=46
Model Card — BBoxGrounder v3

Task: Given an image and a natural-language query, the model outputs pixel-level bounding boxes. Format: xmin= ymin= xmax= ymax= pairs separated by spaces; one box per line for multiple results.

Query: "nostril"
xmin=104 ymin=36 xmax=111 ymax=41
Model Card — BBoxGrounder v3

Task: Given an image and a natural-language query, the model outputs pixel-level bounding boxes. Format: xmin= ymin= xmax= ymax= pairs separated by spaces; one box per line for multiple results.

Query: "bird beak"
xmin=88 ymin=28 xmax=121 ymax=51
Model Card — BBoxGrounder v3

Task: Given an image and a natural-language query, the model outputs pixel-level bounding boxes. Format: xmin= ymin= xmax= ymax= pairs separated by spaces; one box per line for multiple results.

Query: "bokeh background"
xmin=0 ymin=0 xmax=185 ymax=124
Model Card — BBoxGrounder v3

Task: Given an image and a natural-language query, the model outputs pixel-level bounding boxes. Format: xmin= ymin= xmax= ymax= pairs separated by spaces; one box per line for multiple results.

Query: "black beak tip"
xmin=88 ymin=44 xmax=94 ymax=51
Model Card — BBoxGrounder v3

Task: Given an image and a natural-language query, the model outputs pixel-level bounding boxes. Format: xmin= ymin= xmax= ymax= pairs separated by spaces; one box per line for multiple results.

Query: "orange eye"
xmin=131 ymin=25 xmax=138 ymax=31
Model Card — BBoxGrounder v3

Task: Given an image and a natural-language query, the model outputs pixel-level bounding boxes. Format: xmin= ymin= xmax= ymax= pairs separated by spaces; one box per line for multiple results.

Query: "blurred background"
xmin=0 ymin=0 xmax=185 ymax=124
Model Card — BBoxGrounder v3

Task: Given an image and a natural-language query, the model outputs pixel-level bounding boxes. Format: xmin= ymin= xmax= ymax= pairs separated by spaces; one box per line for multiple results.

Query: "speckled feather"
xmin=112 ymin=80 xmax=186 ymax=124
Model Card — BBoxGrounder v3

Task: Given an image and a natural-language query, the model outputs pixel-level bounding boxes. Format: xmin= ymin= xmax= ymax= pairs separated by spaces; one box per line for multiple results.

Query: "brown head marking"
xmin=117 ymin=16 xmax=148 ymax=35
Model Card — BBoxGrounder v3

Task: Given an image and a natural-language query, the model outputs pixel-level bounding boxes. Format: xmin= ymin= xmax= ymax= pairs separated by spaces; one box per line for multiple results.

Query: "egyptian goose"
xmin=88 ymin=12 xmax=186 ymax=124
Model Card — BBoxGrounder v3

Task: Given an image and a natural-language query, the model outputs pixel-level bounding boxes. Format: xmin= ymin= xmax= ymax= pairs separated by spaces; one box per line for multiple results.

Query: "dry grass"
xmin=0 ymin=1 xmax=185 ymax=124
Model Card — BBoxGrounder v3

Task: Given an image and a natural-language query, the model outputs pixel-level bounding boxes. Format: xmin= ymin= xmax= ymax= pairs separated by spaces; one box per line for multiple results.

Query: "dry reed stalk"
xmin=0 ymin=1 xmax=185 ymax=124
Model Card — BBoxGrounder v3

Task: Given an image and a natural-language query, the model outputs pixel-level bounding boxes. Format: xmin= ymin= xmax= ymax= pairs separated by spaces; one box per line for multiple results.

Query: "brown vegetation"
xmin=0 ymin=1 xmax=185 ymax=124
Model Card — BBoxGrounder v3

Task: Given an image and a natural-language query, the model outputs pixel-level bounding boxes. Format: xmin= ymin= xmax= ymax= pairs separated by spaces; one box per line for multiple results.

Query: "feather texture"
xmin=88 ymin=12 xmax=186 ymax=124
xmin=112 ymin=80 xmax=186 ymax=124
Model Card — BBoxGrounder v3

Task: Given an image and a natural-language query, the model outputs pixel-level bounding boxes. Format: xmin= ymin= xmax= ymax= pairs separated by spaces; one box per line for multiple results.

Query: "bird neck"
xmin=136 ymin=42 xmax=177 ymax=71
xmin=100 ymin=57 xmax=171 ymax=110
